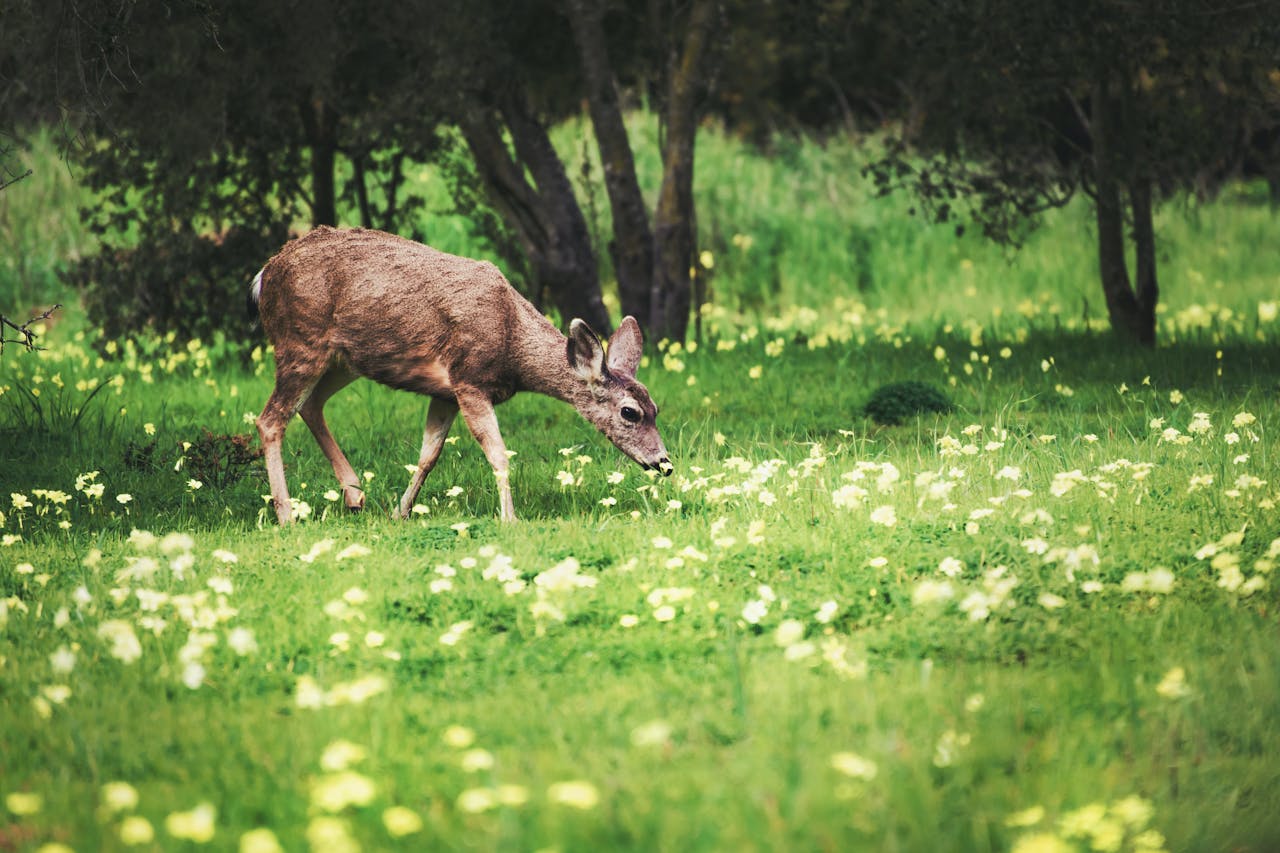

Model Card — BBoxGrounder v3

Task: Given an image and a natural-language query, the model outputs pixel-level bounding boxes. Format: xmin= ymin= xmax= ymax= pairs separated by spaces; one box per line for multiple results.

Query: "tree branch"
xmin=0 ymin=168 xmax=33 ymax=192
xmin=0 ymin=305 xmax=62 ymax=354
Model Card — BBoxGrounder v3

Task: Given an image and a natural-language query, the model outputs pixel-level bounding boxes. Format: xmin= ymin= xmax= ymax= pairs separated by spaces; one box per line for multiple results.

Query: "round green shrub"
xmin=863 ymin=380 xmax=953 ymax=425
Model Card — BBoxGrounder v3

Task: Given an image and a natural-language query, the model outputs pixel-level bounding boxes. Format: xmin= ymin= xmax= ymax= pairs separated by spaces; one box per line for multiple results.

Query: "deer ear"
xmin=606 ymin=315 xmax=643 ymax=376
xmin=567 ymin=319 xmax=606 ymax=382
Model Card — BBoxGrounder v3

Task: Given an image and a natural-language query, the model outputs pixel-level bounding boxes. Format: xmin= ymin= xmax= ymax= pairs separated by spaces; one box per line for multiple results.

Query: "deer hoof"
xmin=343 ymin=486 xmax=365 ymax=512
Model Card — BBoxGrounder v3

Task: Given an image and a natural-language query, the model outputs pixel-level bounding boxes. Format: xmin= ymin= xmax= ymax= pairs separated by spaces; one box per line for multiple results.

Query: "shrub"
xmin=863 ymin=380 xmax=953 ymax=425
xmin=72 ymin=225 xmax=286 ymax=348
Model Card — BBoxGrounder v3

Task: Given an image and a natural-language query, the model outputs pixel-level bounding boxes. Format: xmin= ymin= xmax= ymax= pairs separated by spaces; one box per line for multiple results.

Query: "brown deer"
xmin=251 ymin=227 xmax=670 ymax=524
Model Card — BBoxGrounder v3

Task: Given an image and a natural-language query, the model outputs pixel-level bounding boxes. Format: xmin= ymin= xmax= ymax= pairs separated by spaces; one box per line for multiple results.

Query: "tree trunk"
xmin=650 ymin=154 xmax=696 ymax=342
xmin=459 ymin=100 xmax=611 ymax=335
xmin=503 ymin=95 xmax=612 ymax=334
xmin=300 ymin=98 xmax=339 ymax=228
xmin=648 ymin=0 xmax=716 ymax=341
xmin=1094 ymin=151 xmax=1138 ymax=339
xmin=460 ymin=111 xmax=545 ymax=245
xmin=351 ymin=150 xmax=373 ymax=228
xmin=381 ymin=151 xmax=406 ymax=232
xmin=1129 ymin=176 xmax=1158 ymax=346
xmin=1090 ymin=75 xmax=1156 ymax=347
xmin=565 ymin=0 xmax=655 ymax=328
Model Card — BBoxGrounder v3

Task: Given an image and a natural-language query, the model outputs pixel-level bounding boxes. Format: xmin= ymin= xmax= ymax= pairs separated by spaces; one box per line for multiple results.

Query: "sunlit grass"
xmin=3 ymin=296 xmax=1279 ymax=850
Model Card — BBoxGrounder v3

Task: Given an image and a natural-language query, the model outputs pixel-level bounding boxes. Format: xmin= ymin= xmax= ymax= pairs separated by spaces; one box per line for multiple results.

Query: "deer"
xmin=251 ymin=226 xmax=671 ymax=524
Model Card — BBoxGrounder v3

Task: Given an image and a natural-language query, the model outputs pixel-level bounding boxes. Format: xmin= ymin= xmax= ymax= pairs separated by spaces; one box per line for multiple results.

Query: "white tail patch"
xmin=250 ymin=268 xmax=265 ymax=304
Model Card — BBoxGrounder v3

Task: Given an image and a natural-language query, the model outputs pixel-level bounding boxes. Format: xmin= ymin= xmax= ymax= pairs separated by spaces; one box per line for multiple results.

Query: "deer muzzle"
xmin=641 ymin=456 xmax=673 ymax=476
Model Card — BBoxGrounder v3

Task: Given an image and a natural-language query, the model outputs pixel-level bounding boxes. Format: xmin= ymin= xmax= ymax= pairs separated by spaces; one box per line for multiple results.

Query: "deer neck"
xmin=512 ymin=314 xmax=591 ymax=409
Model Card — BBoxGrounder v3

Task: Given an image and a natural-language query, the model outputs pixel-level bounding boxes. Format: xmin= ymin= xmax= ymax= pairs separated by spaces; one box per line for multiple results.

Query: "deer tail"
xmin=247 ymin=267 xmax=266 ymax=327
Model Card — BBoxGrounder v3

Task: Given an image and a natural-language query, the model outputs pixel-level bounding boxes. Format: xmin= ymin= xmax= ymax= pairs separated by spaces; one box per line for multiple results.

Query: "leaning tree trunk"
xmin=1090 ymin=74 xmax=1157 ymax=347
xmin=503 ymin=95 xmax=612 ymax=334
xmin=648 ymin=0 xmax=717 ymax=342
xmin=459 ymin=101 xmax=611 ymax=335
xmin=566 ymin=0 xmax=655 ymax=328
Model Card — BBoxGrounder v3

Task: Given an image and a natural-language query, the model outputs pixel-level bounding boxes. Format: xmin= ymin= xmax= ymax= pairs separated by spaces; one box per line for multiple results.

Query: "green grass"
xmin=2 ymin=120 xmax=1280 ymax=852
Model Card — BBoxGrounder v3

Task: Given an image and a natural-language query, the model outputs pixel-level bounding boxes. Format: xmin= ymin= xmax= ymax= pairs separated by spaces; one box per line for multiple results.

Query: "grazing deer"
xmin=251 ymin=226 xmax=671 ymax=524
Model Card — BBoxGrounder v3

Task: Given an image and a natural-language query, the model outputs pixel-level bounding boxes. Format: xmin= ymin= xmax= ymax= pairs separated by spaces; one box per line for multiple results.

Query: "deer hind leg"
xmin=258 ymin=365 xmax=325 ymax=525
xmin=454 ymin=388 xmax=517 ymax=522
xmin=397 ymin=396 xmax=460 ymax=519
xmin=298 ymin=364 xmax=364 ymax=512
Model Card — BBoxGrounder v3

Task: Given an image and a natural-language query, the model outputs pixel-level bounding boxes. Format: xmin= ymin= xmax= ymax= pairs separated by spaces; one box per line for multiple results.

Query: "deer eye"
xmin=621 ymin=405 xmax=642 ymax=423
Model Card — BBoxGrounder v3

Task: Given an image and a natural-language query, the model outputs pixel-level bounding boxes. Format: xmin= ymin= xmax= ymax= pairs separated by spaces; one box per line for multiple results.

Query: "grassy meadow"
xmin=2 ymin=121 xmax=1280 ymax=852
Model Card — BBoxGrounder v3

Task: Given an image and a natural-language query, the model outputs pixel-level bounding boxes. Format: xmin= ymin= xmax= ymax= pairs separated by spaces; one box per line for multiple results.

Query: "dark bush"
xmin=864 ymin=380 xmax=953 ymax=425
xmin=72 ymin=225 xmax=286 ymax=347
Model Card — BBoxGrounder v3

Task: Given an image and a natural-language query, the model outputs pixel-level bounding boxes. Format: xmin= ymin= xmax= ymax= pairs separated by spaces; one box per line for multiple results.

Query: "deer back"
xmin=257 ymin=227 xmax=549 ymax=401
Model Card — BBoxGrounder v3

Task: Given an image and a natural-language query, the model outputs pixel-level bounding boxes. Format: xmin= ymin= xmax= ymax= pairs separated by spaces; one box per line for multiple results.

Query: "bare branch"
xmin=0 ymin=168 xmax=34 ymax=192
xmin=0 ymin=305 xmax=62 ymax=354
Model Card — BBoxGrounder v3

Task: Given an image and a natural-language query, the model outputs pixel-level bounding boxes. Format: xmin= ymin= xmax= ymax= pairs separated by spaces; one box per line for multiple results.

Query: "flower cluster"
xmin=1007 ymin=795 xmax=1168 ymax=853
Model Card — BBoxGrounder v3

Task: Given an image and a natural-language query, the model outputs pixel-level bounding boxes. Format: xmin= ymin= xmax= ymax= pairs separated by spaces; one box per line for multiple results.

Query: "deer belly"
xmin=353 ymin=352 xmax=454 ymax=398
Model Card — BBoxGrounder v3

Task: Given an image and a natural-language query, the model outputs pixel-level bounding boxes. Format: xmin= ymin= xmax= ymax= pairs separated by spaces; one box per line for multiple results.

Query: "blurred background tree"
xmin=859 ymin=0 xmax=1280 ymax=346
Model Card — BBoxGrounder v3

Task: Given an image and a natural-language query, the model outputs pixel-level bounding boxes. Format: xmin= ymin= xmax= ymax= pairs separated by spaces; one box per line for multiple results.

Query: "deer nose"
xmin=657 ymin=457 xmax=672 ymax=476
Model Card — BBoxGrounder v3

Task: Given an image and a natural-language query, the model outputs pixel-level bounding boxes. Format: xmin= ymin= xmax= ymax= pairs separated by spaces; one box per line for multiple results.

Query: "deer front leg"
xmin=298 ymin=366 xmax=364 ymax=512
xmin=260 ymin=427 xmax=293 ymax=525
xmin=258 ymin=376 xmax=319 ymax=525
xmin=398 ymin=397 xmax=460 ymax=519
xmin=454 ymin=388 xmax=517 ymax=522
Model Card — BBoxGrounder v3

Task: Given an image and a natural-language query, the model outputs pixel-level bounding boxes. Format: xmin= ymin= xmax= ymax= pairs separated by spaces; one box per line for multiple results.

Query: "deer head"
xmin=566 ymin=316 xmax=672 ymax=475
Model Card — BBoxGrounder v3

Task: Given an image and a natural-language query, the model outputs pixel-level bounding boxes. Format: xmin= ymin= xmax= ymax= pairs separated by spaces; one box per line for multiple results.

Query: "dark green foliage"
xmin=73 ymin=225 xmax=285 ymax=345
xmin=433 ymin=132 xmax=532 ymax=298
xmin=38 ymin=0 xmax=450 ymax=347
xmin=863 ymin=380 xmax=953 ymax=425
